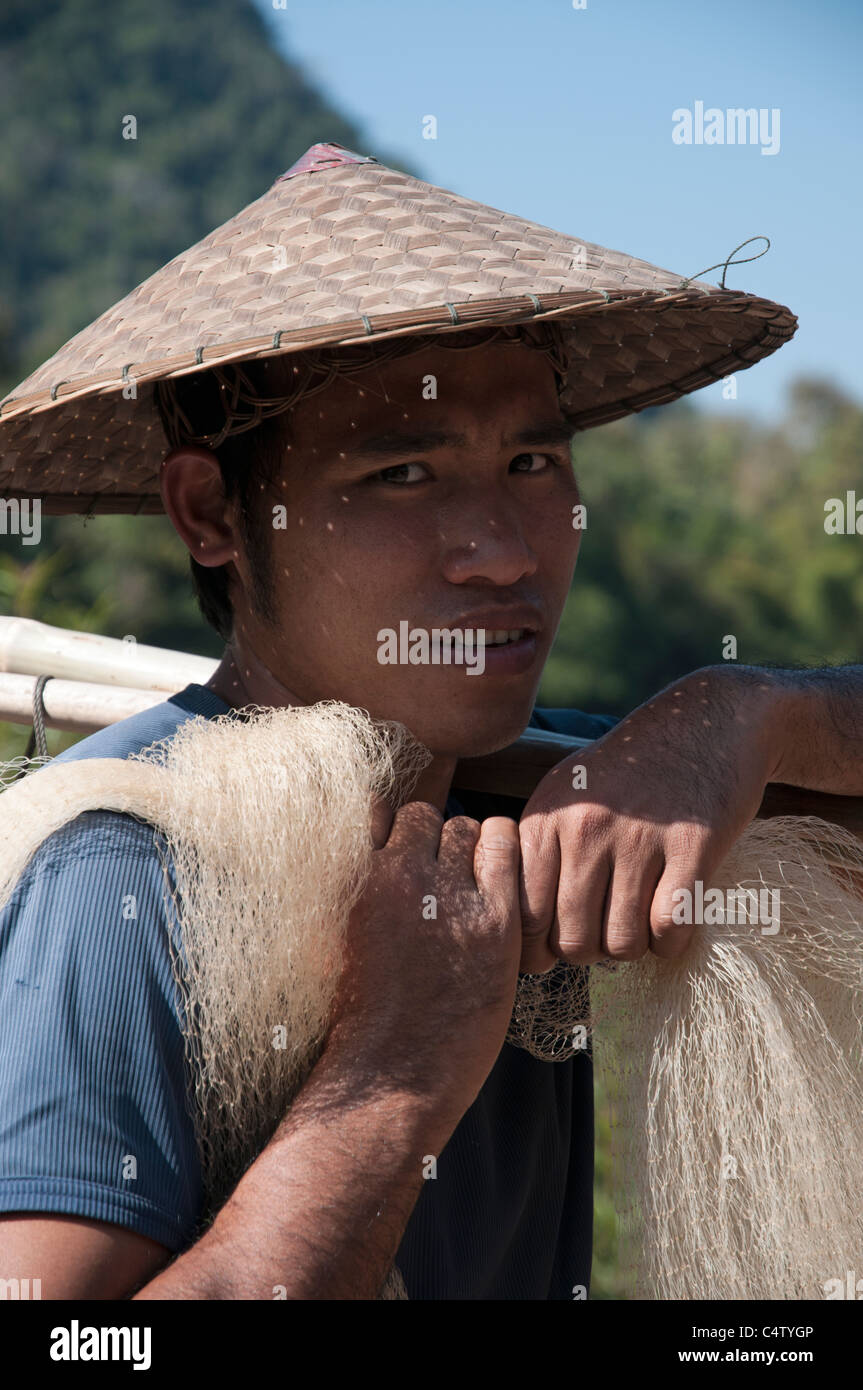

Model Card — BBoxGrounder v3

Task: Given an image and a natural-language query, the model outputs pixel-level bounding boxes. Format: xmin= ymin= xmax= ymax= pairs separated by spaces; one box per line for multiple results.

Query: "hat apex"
xmin=276 ymin=141 xmax=379 ymax=182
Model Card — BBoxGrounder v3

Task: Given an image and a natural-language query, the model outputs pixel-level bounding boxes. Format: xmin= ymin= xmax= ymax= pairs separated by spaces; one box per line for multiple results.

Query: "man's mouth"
xmin=481 ymin=628 xmax=529 ymax=647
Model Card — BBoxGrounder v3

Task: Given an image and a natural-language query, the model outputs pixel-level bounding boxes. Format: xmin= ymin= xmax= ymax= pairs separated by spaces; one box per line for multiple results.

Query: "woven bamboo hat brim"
xmin=0 ymin=141 xmax=796 ymax=516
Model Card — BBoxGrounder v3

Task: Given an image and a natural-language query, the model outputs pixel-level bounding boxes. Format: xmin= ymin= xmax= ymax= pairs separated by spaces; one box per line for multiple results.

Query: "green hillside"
xmin=0 ymin=0 xmax=409 ymax=393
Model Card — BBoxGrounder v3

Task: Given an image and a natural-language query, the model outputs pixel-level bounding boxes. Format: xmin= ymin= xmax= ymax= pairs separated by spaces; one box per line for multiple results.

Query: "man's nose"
xmin=440 ymin=501 xmax=539 ymax=586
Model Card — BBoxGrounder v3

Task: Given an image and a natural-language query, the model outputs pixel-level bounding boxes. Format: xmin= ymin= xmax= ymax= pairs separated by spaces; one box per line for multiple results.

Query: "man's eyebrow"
xmin=340 ymin=421 xmax=576 ymax=461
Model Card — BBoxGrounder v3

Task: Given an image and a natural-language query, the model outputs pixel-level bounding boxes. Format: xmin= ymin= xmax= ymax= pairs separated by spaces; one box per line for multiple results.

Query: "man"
xmin=0 ymin=142 xmax=860 ymax=1300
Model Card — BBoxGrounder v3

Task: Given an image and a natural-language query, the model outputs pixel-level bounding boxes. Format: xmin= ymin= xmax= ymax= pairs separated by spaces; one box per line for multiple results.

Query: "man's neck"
xmin=206 ymin=640 xmax=304 ymax=712
xmin=205 ymin=642 xmax=457 ymax=813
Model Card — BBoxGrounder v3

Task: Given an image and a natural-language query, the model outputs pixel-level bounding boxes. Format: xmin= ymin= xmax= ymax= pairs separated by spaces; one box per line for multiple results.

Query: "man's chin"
xmin=419 ymin=709 xmax=538 ymax=762
xmin=337 ymin=675 xmax=543 ymax=760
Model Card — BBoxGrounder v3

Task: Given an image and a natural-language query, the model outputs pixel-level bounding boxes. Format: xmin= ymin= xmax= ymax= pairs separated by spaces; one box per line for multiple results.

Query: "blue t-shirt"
xmin=0 ymin=684 xmax=617 ymax=1298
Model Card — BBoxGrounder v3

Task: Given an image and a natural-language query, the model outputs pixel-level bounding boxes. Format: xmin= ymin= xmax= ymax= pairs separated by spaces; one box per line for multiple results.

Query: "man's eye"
xmin=511 ymin=452 xmax=556 ymax=473
xmin=370 ymin=462 xmax=430 ymax=485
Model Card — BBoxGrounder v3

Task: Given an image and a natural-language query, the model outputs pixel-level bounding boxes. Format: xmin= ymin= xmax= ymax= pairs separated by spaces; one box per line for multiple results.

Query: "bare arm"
xmin=760 ymin=663 xmax=863 ymax=795
xmin=133 ymin=1035 xmax=458 ymax=1300
xmin=0 ymin=1045 xmax=457 ymax=1302
xmin=144 ymin=806 xmax=522 ymax=1299
xmin=0 ymin=1215 xmax=170 ymax=1300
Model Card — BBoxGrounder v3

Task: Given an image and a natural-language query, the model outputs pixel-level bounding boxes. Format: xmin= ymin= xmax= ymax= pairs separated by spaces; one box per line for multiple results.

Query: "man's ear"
xmin=160 ymin=446 xmax=238 ymax=569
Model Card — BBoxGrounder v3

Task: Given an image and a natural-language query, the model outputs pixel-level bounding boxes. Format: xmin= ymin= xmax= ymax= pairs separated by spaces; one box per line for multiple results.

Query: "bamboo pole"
xmin=0 ymin=617 xmax=861 ymax=833
xmin=0 ymin=673 xmax=164 ymax=733
xmin=0 ymin=616 xmax=216 ymax=692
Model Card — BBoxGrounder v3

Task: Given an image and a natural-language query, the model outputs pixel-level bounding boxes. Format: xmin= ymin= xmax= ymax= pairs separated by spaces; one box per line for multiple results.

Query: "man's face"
xmin=234 ymin=339 xmax=582 ymax=757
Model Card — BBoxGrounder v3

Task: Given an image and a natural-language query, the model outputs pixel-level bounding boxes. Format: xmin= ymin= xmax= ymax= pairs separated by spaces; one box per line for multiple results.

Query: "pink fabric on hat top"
xmin=275 ymin=142 xmax=378 ymax=182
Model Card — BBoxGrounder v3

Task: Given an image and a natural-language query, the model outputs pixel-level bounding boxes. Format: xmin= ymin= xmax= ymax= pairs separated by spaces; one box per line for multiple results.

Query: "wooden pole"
xmin=0 ymin=616 xmax=216 ymax=692
xmin=0 ymin=673 xmax=164 ymax=733
xmin=1 ymin=617 xmax=861 ymax=834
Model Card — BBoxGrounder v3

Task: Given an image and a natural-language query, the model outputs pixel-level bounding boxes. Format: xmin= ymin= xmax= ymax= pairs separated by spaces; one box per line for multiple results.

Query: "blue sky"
xmin=256 ymin=0 xmax=861 ymax=423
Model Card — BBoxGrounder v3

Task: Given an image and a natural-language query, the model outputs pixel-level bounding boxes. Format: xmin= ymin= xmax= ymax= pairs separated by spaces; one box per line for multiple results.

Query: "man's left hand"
xmin=517 ymin=667 xmax=785 ymax=970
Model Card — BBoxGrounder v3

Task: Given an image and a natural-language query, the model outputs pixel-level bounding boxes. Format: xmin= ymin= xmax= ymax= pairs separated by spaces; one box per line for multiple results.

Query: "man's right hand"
xmin=326 ymin=803 xmax=523 ymax=1127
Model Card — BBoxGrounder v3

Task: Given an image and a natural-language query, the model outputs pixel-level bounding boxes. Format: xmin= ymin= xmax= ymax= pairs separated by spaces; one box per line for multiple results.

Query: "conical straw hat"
xmin=0 ymin=142 xmax=796 ymax=516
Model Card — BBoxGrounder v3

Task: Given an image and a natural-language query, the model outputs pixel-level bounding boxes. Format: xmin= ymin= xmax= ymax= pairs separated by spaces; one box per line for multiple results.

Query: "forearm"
xmin=133 ymin=1041 xmax=458 ymax=1300
xmin=746 ymin=664 xmax=863 ymax=795
xmin=652 ymin=663 xmax=863 ymax=805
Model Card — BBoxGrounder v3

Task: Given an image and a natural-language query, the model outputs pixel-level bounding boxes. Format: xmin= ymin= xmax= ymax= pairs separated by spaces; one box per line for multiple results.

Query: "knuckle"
xmin=477 ymin=835 xmax=517 ymax=861
xmin=519 ymin=903 xmax=550 ymax=937
xmin=605 ymin=899 xmax=647 ymax=935
xmin=574 ymin=803 xmax=614 ymax=838
xmin=666 ymin=823 xmax=711 ymax=861
xmin=396 ymin=800 xmax=443 ymax=837
xmin=553 ymin=890 xmax=585 ymax=926
xmin=557 ymin=942 xmax=602 ymax=966
xmin=650 ymin=929 xmax=692 ymax=959
xmin=481 ymin=819 xmax=519 ymax=853
xmin=400 ymin=799 xmax=443 ymax=822
xmin=606 ymin=939 xmax=647 ymax=961
xmin=519 ymin=815 xmax=556 ymax=853
xmin=650 ymin=901 xmax=677 ymax=926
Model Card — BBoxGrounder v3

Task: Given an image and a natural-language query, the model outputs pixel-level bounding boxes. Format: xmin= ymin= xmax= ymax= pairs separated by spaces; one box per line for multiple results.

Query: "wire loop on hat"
xmin=680 ymin=236 xmax=771 ymax=290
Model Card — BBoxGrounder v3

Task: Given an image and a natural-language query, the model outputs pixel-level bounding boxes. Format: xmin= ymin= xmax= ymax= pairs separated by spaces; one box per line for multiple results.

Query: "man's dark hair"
xmin=156 ymin=362 xmax=287 ymax=641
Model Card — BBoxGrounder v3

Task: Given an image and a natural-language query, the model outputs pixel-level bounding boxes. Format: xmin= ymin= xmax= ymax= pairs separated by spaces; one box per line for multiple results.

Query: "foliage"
xmin=542 ymin=381 xmax=863 ymax=715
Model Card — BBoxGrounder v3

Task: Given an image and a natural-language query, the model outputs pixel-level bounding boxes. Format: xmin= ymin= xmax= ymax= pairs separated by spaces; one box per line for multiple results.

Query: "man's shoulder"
xmin=52 ymin=682 xmax=231 ymax=766
xmin=0 ymin=693 xmax=208 ymax=1248
xmin=8 ymin=684 xmax=232 ymax=899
